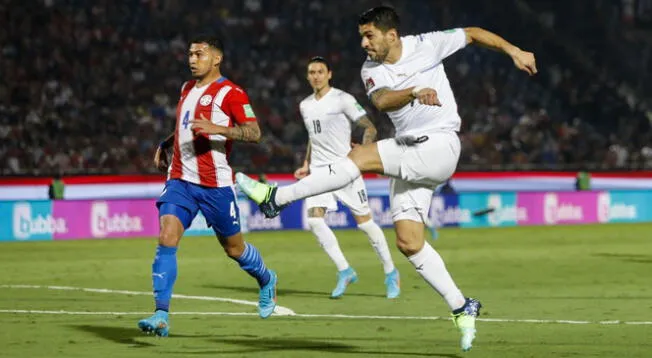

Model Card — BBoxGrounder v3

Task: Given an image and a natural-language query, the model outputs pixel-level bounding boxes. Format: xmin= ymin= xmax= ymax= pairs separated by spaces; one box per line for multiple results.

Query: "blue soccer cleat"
xmin=452 ymin=297 xmax=483 ymax=352
xmin=384 ymin=269 xmax=400 ymax=299
xmin=330 ymin=267 xmax=358 ymax=298
xmin=138 ymin=310 xmax=170 ymax=337
xmin=258 ymin=270 xmax=277 ymax=318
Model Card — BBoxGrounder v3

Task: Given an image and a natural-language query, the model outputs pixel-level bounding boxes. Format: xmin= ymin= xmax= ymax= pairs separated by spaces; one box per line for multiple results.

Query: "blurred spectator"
xmin=48 ymin=173 xmax=65 ymax=199
xmin=0 ymin=0 xmax=650 ymax=176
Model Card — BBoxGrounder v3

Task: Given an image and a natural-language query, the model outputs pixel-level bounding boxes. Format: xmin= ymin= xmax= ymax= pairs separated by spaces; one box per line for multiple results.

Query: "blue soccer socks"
xmin=152 ymin=245 xmax=178 ymax=312
xmin=235 ymin=242 xmax=271 ymax=287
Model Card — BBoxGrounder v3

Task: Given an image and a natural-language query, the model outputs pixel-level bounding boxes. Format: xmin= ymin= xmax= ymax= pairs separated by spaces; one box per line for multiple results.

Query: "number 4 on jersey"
xmin=182 ymin=111 xmax=190 ymax=129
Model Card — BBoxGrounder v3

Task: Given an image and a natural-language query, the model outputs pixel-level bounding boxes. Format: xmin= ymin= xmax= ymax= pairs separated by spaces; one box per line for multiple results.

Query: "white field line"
xmin=0 ymin=284 xmax=295 ymax=316
xmin=1 ymin=309 xmax=651 ymax=325
xmin=1 ymin=285 xmax=651 ymax=325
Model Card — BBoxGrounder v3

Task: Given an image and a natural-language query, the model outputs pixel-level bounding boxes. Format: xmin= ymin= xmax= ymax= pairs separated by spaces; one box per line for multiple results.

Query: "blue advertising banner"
xmin=459 ymin=192 xmax=522 ymax=228
xmin=597 ymin=190 xmax=652 ymax=223
xmin=429 ymin=194 xmax=465 ymax=227
xmin=0 ymin=201 xmax=57 ymax=241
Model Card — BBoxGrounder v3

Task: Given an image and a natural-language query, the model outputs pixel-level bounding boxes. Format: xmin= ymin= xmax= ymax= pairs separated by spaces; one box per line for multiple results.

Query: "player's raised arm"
xmin=463 ymin=27 xmax=537 ymax=76
xmin=368 ymin=87 xmax=441 ymax=112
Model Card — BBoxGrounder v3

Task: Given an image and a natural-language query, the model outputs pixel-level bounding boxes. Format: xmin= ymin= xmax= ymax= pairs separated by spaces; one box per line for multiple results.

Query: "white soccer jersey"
xmin=299 ymin=88 xmax=367 ymax=166
xmin=360 ymin=28 xmax=467 ymax=136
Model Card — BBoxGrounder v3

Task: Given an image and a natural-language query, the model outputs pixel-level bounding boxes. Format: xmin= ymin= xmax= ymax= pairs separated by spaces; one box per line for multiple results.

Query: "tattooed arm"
xmin=190 ymin=116 xmax=261 ymax=143
xmin=219 ymin=121 xmax=262 ymax=143
xmin=294 ymin=140 xmax=311 ymax=179
xmin=355 ymin=116 xmax=377 ymax=144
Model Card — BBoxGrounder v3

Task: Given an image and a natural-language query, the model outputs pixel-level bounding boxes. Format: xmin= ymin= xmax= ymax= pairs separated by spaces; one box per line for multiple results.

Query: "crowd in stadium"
xmin=1 ymin=0 xmax=651 ymax=176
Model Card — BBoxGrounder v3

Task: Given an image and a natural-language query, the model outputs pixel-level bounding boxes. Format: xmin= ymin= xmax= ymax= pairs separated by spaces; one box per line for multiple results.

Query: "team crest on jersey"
xmin=364 ymin=77 xmax=375 ymax=91
xmin=199 ymin=95 xmax=213 ymax=106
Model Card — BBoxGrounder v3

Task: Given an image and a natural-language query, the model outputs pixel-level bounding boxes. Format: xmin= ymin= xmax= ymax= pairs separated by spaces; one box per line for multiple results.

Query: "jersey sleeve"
xmin=224 ymin=87 xmax=257 ymax=124
xmin=341 ymin=92 xmax=367 ymax=122
xmin=421 ymin=28 xmax=467 ymax=64
xmin=360 ymin=63 xmax=393 ymax=97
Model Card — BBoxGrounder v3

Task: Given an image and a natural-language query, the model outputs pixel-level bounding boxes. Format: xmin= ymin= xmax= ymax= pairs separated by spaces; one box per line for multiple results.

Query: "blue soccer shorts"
xmin=156 ymin=179 xmax=241 ymax=238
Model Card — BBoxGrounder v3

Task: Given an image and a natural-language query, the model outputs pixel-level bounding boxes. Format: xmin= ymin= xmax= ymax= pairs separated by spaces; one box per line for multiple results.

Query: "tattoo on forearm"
xmin=227 ymin=124 xmax=260 ymax=142
xmin=305 ymin=140 xmax=312 ymax=164
xmin=357 ymin=116 xmax=377 ymax=144
xmin=370 ymin=88 xmax=389 ymax=108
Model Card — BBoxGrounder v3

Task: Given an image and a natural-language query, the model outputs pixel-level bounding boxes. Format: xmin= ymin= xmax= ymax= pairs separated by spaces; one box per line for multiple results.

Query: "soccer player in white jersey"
xmin=236 ymin=6 xmax=537 ymax=351
xmin=296 ymin=56 xmax=399 ymax=299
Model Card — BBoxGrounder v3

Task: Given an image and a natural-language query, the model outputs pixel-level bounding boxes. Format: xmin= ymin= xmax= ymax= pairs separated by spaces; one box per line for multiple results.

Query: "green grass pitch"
xmin=1 ymin=223 xmax=651 ymax=357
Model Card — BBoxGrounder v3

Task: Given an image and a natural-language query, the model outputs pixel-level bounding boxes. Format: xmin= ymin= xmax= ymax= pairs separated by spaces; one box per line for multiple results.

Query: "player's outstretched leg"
xmin=236 ymin=158 xmax=361 ymax=218
xmin=452 ymin=298 xmax=483 ymax=351
xmin=331 ymin=267 xmax=358 ymax=298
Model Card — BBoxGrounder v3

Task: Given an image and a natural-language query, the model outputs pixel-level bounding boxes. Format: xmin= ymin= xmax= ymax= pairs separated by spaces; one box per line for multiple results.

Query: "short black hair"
xmin=307 ymin=56 xmax=330 ymax=71
xmin=189 ymin=34 xmax=224 ymax=52
xmin=358 ymin=6 xmax=400 ymax=33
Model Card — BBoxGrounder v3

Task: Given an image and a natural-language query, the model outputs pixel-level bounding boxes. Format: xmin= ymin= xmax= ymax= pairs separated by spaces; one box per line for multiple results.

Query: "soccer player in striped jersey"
xmin=138 ymin=34 xmax=277 ymax=337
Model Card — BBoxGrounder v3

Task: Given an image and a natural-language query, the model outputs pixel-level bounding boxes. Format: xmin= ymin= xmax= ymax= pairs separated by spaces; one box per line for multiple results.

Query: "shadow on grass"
xmin=201 ymin=284 xmax=385 ymax=299
xmin=170 ymin=336 xmax=461 ymax=357
xmin=70 ymin=324 xmax=210 ymax=348
xmin=71 ymin=325 xmax=463 ymax=357
xmin=593 ymin=253 xmax=652 ymax=264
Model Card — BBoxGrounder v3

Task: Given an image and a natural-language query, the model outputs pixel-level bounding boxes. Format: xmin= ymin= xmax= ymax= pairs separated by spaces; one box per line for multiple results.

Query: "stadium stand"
xmin=1 ymin=0 xmax=650 ymax=175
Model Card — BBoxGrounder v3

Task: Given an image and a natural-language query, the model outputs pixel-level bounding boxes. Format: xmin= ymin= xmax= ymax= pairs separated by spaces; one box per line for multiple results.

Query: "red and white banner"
xmin=1 ymin=172 xmax=652 ymax=200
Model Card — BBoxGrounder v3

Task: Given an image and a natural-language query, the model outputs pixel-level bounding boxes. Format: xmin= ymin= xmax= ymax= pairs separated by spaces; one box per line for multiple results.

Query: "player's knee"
xmin=347 ymin=145 xmax=366 ymax=167
xmin=347 ymin=143 xmax=381 ymax=173
xmin=158 ymin=229 xmax=181 ymax=247
xmin=395 ymin=233 xmax=424 ymax=257
xmin=223 ymin=240 xmax=245 ymax=259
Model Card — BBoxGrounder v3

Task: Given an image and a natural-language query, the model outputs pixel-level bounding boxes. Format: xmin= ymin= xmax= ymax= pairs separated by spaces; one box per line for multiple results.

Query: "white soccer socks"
xmin=358 ymin=220 xmax=395 ymax=274
xmin=408 ymin=242 xmax=466 ymax=310
xmin=307 ymin=217 xmax=350 ymax=271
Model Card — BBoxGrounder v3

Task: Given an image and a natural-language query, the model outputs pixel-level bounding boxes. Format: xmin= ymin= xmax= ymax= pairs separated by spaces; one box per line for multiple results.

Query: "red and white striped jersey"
xmin=168 ymin=77 xmax=256 ymax=187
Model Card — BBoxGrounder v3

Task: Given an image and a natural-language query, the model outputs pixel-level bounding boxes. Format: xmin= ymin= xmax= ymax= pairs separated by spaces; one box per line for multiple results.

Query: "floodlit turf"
xmin=1 ymin=223 xmax=651 ymax=357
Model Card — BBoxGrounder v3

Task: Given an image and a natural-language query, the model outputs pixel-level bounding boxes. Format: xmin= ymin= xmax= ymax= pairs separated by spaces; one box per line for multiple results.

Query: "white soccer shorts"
xmin=377 ymin=131 xmax=461 ymax=223
xmin=304 ymin=174 xmax=371 ymax=216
